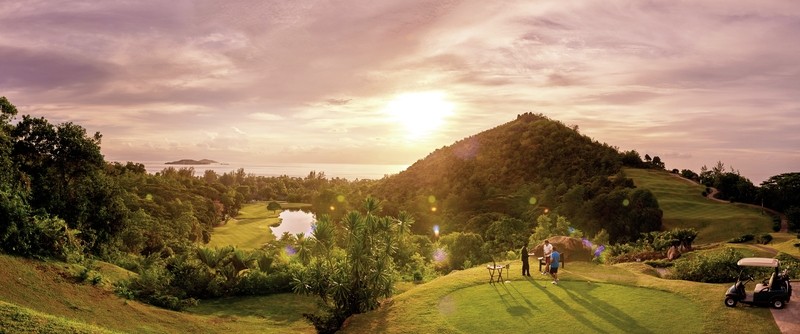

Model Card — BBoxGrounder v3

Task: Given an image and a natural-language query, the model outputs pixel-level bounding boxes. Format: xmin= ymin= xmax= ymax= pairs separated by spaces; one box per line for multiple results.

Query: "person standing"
xmin=550 ymin=247 xmax=560 ymax=285
xmin=541 ymin=240 xmax=553 ymax=275
xmin=521 ymin=244 xmax=531 ymax=276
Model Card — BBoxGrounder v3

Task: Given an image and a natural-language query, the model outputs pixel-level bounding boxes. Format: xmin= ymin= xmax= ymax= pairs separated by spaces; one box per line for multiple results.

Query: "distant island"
xmin=165 ymin=159 xmax=218 ymax=165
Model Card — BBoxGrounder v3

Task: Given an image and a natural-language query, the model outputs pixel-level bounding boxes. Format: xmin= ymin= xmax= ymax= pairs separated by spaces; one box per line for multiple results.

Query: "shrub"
xmin=235 ymin=270 xmax=293 ymax=296
xmin=728 ymin=234 xmax=754 ymax=243
xmin=756 ymin=234 xmax=773 ymax=245
xmin=672 ymin=248 xmax=744 ymax=283
xmin=775 ymin=253 xmax=800 ymax=279
xmin=1 ymin=214 xmax=83 ymax=261
xmin=644 ymin=260 xmax=674 ymax=268
xmin=412 ymin=270 xmax=424 ymax=282
xmin=114 ymin=265 xmax=198 ymax=311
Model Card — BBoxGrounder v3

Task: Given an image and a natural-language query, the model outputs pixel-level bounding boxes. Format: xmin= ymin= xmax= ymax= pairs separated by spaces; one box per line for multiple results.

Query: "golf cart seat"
xmin=755 ymin=272 xmax=777 ymax=292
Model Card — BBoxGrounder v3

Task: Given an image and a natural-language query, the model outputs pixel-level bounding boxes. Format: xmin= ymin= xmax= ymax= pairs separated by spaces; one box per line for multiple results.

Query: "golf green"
xmin=439 ymin=280 xmax=702 ymax=334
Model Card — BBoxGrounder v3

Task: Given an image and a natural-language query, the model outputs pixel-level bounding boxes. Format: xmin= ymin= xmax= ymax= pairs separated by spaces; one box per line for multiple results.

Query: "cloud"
xmin=249 ymin=113 xmax=285 ymax=121
xmin=0 ymin=0 xmax=798 ymax=183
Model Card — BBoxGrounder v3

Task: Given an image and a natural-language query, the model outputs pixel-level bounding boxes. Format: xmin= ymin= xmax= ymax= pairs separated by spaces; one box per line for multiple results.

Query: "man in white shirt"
xmin=542 ymin=240 xmax=553 ymax=275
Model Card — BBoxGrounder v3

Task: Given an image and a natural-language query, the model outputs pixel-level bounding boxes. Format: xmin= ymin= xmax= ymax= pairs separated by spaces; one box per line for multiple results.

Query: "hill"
xmin=0 ymin=254 xmax=316 ymax=333
xmin=624 ymin=168 xmax=773 ymax=244
xmin=165 ymin=159 xmax=218 ymax=165
xmin=372 ymin=113 xmax=624 ymax=234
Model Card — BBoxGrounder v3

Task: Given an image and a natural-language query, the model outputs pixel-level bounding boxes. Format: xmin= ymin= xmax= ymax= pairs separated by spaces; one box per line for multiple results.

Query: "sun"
xmin=383 ymin=91 xmax=454 ymax=139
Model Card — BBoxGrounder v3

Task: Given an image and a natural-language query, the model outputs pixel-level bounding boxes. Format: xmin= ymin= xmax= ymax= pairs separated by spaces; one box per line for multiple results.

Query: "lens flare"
xmin=622 ymin=199 xmax=630 ymax=206
xmin=428 ymin=195 xmax=436 ymax=204
xmin=594 ymin=245 xmax=606 ymax=258
xmin=433 ymin=225 xmax=440 ymax=238
xmin=529 ymin=197 xmax=537 ymax=205
xmin=582 ymin=237 xmax=593 ymax=248
xmin=337 ymin=195 xmax=345 ymax=202
xmin=433 ymin=248 xmax=447 ymax=263
xmin=285 ymin=245 xmax=297 ymax=256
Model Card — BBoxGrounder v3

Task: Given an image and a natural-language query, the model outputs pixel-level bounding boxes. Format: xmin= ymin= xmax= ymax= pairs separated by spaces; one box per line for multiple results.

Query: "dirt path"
xmin=705 ymin=186 xmax=789 ymax=232
xmin=671 ymin=173 xmax=795 ymax=332
xmin=772 ymin=282 xmax=800 ymax=334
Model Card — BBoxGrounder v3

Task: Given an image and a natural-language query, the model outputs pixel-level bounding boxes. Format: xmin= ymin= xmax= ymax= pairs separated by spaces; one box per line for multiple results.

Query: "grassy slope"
xmin=341 ymin=260 xmax=780 ymax=334
xmin=208 ymin=202 xmax=280 ymax=249
xmin=0 ymin=254 xmax=317 ymax=334
xmin=624 ymin=168 xmax=774 ymax=244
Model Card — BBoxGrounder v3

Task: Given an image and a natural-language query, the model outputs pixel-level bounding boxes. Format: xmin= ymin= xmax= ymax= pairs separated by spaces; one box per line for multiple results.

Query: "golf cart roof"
xmin=737 ymin=257 xmax=779 ymax=267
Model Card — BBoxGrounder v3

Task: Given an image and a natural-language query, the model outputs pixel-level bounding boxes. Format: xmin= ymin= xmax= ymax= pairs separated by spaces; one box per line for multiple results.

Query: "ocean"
xmin=138 ymin=161 xmax=409 ymax=180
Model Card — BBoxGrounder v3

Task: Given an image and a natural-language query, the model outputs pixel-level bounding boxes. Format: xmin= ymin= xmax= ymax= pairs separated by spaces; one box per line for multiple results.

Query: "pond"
xmin=271 ymin=210 xmax=316 ymax=237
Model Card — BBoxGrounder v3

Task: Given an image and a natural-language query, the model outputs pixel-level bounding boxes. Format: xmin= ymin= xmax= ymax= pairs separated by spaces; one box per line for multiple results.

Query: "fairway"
xmin=440 ymin=281 xmax=700 ymax=334
xmin=209 ymin=202 xmax=314 ymax=249
xmin=208 ymin=202 xmax=278 ymax=249
xmin=624 ymin=168 xmax=773 ymax=244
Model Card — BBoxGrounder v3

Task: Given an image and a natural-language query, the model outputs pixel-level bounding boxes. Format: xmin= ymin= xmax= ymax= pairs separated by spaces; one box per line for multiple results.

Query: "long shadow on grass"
xmin=527 ymin=279 xmax=627 ymax=334
xmin=562 ymin=283 xmax=653 ymax=334
xmin=491 ymin=280 xmax=537 ymax=326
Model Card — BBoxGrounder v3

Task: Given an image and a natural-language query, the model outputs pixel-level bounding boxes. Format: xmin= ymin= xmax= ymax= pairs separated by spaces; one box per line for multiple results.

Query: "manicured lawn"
xmin=624 ymin=168 xmax=773 ymax=244
xmin=208 ymin=201 xmax=310 ymax=249
xmin=441 ymin=280 xmax=699 ymax=333
xmin=341 ymin=260 xmax=780 ymax=334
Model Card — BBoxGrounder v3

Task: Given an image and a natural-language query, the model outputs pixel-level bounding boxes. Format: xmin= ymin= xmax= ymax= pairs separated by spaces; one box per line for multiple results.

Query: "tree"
xmin=532 ymin=214 xmax=553 ymax=242
xmin=294 ymin=232 xmax=314 ymax=265
xmin=760 ymin=173 xmax=800 ymax=213
xmin=267 ymin=201 xmax=282 ymax=213
xmin=10 ymin=115 xmax=125 ymax=250
xmin=651 ymin=156 xmax=665 ymax=169
xmin=440 ymin=232 xmax=486 ymax=270
xmin=292 ymin=197 xmax=397 ymax=333
xmin=0 ymin=96 xmax=18 ymax=126
xmin=620 ymin=150 xmax=644 ymax=167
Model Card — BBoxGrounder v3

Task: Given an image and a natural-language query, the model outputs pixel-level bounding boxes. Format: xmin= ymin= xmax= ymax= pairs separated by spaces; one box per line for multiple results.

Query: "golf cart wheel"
xmin=771 ymin=299 xmax=785 ymax=309
xmin=724 ymin=297 xmax=737 ymax=307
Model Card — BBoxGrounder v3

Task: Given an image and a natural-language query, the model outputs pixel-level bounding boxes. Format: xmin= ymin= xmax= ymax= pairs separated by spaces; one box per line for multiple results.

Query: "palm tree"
xmin=292 ymin=197 xmax=398 ymax=332
xmin=295 ymin=232 xmax=314 ymax=266
xmin=312 ymin=214 xmax=336 ymax=261
xmin=396 ymin=210 xmax=415 ymax=241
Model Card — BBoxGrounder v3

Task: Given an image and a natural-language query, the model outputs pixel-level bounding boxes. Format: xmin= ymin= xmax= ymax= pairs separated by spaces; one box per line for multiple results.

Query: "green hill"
xmin=624 ymin=168 xmax=773 ymax=244
xmin=372 ymin=113 xmax=625 ymax=235
xmin=0 ymin=254 xmax=316 ymax=334
xmin=338 ymin=260 xmax=779 ymax=334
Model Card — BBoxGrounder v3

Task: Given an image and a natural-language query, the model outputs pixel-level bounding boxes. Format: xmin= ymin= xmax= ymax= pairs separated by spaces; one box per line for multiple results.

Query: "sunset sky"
xmin=1 ymin=1 xmax=798 ymax=183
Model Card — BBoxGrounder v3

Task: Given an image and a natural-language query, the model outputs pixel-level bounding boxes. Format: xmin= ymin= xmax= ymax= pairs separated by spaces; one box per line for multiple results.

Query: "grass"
xmin=340 ymin=259 xmax=781 ymax=334
xmin=0 ymin=300 xmax=121 ymax=334
xmin=441 ymin=281 xmax=699 ymax=333
xmin=208 ymin=201 xmax=310 ymax=249
xmin=1 ymin=171 xmax=795 ymax=333
xmin=623 ymin=168 xmax=774 ymax=244
xmin=0 ymin=253 xmax=318 ymax=334
xmin=187 ymin=294 xmax=317 ymax=333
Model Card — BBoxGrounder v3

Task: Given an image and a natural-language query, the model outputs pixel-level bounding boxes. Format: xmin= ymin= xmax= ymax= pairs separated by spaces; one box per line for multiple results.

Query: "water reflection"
xmin=272 ymin=210 xmax=316 ymax=237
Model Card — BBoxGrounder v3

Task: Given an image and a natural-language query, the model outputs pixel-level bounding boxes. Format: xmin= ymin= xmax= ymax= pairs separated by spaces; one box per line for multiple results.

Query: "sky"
xmin=1 ymin=0 xmax=799 ymax=184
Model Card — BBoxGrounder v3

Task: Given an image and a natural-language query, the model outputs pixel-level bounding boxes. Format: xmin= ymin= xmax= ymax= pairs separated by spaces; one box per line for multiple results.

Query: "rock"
xmin=667 ymin=245 xmax=681 ymax=260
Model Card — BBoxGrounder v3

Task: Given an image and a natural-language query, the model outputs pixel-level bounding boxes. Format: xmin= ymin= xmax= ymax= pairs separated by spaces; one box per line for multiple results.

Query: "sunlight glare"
xmin=384 ymin=91 xmax=454 ymax=139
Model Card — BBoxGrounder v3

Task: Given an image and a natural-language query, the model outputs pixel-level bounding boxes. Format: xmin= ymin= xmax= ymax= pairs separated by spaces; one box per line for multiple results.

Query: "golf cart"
xmin=724 ymin=257 xmax=792 ymax=309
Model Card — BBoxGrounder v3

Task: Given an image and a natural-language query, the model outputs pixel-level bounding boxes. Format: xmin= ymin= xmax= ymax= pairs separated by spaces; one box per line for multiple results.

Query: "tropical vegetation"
xmin=1 ymin=95 xmax=799 ymax=334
